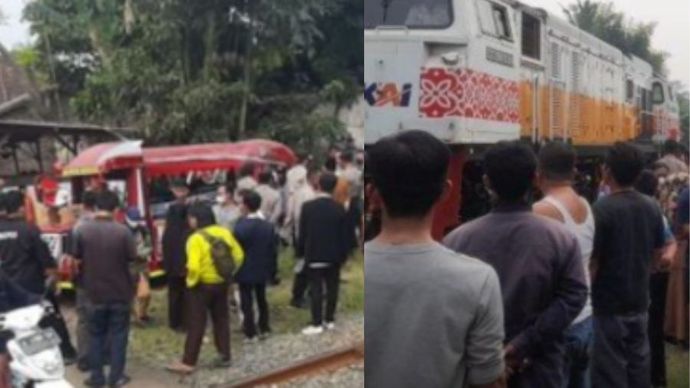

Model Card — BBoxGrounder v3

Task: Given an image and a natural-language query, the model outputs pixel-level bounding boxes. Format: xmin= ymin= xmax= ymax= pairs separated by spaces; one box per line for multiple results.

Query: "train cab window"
xmin=492 ymin=5 xmax=511 ymax=39
xmin=478 ymin=0 xmax=512 ymax=40
xmin=364 ymin=0 xmax=453 ymax=29
xmin=521 ymin=13 xmax=541 ymax=60
xmin=652 ymin=82 xmax=665 ymax=104
xmin=625 ymin=80 xmax=634 ymax=102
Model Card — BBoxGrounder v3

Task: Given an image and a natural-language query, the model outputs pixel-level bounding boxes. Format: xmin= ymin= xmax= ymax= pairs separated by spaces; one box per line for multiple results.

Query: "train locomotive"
xmin=364 ymin=0 xmax=681 ymax=237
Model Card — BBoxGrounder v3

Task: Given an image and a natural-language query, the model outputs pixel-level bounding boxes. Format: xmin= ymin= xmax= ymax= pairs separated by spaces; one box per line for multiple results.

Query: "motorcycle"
xmin=0 ymin=302 xmax=72 ymax=388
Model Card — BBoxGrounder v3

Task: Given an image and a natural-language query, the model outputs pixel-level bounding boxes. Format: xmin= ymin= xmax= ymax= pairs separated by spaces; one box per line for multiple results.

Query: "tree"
xmin=673 ymin=82 xmax=690 ymax=146
xmin=21 ymin=0 xmax=362 ymax=152
xmin=563 ymin=0 xmax=668 ymax=75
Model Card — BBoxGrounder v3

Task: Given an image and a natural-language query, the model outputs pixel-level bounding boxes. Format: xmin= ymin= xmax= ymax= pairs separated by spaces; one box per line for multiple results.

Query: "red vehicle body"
xmin=33 ymin=139 xmax=296 ymax=289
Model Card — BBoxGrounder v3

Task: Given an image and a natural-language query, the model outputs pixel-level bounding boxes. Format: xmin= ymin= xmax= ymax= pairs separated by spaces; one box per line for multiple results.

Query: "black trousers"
xmin=40 ymin=292 xmax=77 ymax=358
xmin=292 ymin=265 xmax=309 ymax=304
xmin=308 ymin=264 xmax=341 ymax=326
xmin=648 ymin=272 xmax=669 ymax=386
xmin=238 ymin=283 xmax=270 ymax=338
xmin=167 ymin=276 xmax=186 ymax=330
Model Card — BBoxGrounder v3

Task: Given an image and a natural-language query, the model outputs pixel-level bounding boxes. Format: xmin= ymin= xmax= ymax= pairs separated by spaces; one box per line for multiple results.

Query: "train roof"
xmin=513 ymin=0 xmax=656 ymax=75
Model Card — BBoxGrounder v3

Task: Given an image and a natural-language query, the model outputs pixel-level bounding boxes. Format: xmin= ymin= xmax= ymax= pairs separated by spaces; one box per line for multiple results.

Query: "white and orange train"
xmin=364 ymin=0 xmax=681 ymax=237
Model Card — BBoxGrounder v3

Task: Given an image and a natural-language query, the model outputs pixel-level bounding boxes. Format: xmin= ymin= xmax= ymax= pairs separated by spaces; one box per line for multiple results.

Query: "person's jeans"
xmin=308 ymin=264 xmax=341 ymax=326
xmin=239 ymin=283 xmax=270 ymax=338
xmin=562 ymin=316 xmax=593 ymax=388
xmin=591 ymin=312 xmax=650 ymax=388
xmin=88 ymin=303 xmax=131 ymax=386
xmin=75 ymin=287 xmax=91 ymax=366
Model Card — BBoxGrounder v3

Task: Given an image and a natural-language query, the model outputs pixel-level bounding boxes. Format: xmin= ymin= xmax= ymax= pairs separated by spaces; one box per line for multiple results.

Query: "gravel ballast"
xmin=183 ymin=313 xmax=363 ymax=387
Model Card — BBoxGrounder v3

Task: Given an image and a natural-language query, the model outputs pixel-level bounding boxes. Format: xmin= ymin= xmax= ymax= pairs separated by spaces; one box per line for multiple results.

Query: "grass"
xmin=668 ymin=343 xmax=689 ymax=388
xmin=127 ymin=247 xmax=364 ymax=366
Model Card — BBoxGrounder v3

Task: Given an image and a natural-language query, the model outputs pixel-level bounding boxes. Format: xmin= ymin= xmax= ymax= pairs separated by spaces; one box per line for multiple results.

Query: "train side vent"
xmin=569 ymin=52 xmax=581 ymax=137
xmin=550 ymin=42 xmax=561 ymax=80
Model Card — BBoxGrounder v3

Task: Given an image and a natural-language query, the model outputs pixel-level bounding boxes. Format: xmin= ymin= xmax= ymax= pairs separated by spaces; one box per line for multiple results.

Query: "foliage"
xmin=21 ymin=0 xmax=362 ymax=153
xmin=563 ymin=0 xmax=667 ymax=74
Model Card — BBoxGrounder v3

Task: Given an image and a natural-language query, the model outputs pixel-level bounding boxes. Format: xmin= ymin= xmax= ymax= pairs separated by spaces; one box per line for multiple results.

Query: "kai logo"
xmin=364 ymin=82 xmax=412 ymax=107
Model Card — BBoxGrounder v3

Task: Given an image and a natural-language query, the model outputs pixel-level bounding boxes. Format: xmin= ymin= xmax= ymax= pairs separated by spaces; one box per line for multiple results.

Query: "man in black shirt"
xmin=0 ymin=191 xmax=55 ymax=294
xmin=161 ymin=180 xmax=191 ymax=332
xmin=590 ymin=142 xmax=669 ymax=388
xmin=444 ymin=142 xmax=586 ymax=388
xmin=297 ymin=173 xmax=355 ymax=335
xmin=0 ymin=190 xmax=77 ymax=364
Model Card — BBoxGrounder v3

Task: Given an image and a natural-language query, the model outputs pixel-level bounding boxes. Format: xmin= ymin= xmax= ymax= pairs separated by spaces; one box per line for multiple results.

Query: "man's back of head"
xmin=82 ymin=190 xmax=98 ymax=212
xmin=483 ymin=141 xmax=537 ymax=203
xmin=663 ymin=139 xmax=678 ymax=156
xmin=538 ymin=142 xmax=576 ymax=183
xmin=318 ymin=173 xmax=338 ymax=195
xmin=365 ymin=130 xmax=505 ymax=388
xmin=95 ymin=190 xmax=120 ymax=214
xmin=634 ymin=169 xmax=659 ymax=198
xmin=3 ymin=191 xmax=25 ymax=219
xmin=241 ymin=190 xmax=263 ymax=214
xmin=367 ymin=130 xmax=450 ymax=220
xmin=605 ymin=142 xmax=644 ymax=189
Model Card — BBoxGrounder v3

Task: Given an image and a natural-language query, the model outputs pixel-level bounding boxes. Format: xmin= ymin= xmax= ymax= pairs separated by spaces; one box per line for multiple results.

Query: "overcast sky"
xmin=529 ymin=0 xmax=690 ymax=88
xmin=1 ymin=0 xmax=688 ymax=86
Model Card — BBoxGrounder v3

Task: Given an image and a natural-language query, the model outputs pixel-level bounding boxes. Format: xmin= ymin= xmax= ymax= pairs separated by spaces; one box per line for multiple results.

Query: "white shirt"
xmin=337 ymin=164 xmax=362 ymax=198
xmin=543 ymin=195 xmax=595 ymax=324
xmin=286 ymin=164 xmax=307 ymax=195
xmin=255 ymin=184 xmax=280 ymax=223
xmin=284 ymin=184 xmax=316 ymax=240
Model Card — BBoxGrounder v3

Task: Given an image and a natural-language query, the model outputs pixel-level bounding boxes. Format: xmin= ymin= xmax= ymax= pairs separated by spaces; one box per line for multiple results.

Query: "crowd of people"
xmin=365 ymin=132 xmax=689 ymax=388
xmin=0 ymin=148 xmax=362 ymax=387
xmin=161 ymin=152 xmax=360 ymax=375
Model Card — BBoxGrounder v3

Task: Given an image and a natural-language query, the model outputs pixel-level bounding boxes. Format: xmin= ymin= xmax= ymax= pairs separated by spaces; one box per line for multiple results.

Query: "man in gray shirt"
xmin=444 ymin=142 xmax=587 ymax=388
xmin=365 ymin=130 xmax=506 ymax=388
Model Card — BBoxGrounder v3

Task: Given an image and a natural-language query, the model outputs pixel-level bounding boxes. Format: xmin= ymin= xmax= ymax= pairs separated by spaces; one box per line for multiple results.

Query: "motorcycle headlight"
xmin=33 ymin=358 xmax=60 ymax=374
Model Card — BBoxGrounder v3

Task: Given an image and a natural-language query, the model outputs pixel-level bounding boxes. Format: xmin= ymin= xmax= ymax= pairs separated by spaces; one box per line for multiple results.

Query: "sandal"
xmin=165 ymin=361 xmax=195 ymax=374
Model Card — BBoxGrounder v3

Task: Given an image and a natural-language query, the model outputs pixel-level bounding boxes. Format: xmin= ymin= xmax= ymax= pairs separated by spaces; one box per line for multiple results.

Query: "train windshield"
xmin=364 ymin=0 xmax=453 ymax=29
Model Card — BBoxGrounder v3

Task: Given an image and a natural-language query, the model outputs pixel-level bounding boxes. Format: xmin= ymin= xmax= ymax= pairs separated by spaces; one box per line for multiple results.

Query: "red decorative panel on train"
xmin=419 ymin=67 xmax=519 ymax=123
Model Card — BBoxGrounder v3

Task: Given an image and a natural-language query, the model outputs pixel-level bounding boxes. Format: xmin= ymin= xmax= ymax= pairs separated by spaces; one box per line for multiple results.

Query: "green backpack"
xmin=199 ymin=230 xmax=236 ymax=281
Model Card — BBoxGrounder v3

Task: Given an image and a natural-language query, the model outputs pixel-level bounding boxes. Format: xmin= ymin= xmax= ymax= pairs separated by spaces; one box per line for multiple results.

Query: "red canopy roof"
xmin=62 ymin=141 xmax=143 ymax=177
xmin=62 ymin=139 xmax=296 ymax=178
xmin=143 ymin=139 xmax=296 ymax=177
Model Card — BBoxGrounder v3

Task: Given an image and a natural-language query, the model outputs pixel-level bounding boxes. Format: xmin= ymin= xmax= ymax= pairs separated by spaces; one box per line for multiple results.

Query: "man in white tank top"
xmin=533 ymin=142 xmax=595 ymax=388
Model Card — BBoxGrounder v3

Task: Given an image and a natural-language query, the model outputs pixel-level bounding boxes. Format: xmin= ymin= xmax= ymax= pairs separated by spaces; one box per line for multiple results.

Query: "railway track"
xmin=219 ymin=342 xmax=364 ymax=388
